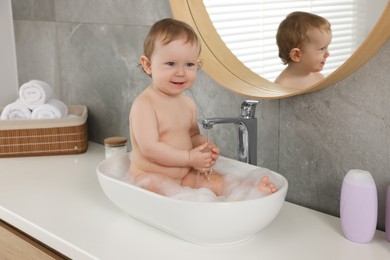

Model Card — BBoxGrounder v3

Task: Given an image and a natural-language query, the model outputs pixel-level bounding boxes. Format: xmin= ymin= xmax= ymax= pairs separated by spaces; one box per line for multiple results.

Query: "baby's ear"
xmin=197 ymin=59 xmax=204 ymax=70
xmin=140 ymin=55 xmax=152 ymax=75
xmin=289 ymin=48 xmax=301 ymax=62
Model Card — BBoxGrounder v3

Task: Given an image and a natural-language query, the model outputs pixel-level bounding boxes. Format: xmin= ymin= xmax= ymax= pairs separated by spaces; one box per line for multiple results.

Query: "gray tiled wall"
xmin=11 ymin=0 xmax=390 ymax=231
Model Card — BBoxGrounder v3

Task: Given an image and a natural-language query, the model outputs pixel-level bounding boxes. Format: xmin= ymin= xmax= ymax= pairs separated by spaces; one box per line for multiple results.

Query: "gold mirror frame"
xmin=170 ymin=0 xmax=390 ymax=99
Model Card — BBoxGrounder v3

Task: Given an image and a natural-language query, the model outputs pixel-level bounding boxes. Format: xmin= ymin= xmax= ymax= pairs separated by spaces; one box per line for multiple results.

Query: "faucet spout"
xmin=200 ymin=100 xmax=259 ymax=165
xmin=201 ymin=118 xmax=240 ymax=129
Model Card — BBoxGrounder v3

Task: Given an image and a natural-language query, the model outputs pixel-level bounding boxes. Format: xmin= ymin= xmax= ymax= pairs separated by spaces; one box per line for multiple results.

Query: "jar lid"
xmin=104 ymin=136 xmax=127 ymax=146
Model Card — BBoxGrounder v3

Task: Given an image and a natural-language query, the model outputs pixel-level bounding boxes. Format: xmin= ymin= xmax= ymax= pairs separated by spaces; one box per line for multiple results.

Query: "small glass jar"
xmin=104 ymin=136 xmax=127 ymax=159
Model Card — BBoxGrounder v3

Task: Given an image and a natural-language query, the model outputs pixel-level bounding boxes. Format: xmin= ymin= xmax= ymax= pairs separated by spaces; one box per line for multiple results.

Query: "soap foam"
xmin=133 ymin=168 xmax=278 ymax=202
xmin=220 ymin=171 xmax=270 ymax=202
xmin=170 ymin=187 xmax=218 ymax=202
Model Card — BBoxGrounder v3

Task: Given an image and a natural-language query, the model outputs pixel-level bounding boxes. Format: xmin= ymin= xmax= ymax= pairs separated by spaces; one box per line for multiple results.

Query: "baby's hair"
xmin=276 ymin=11 xmax=331 ymax=64
xmin=143 ymin=18 xmax=201 ymax=60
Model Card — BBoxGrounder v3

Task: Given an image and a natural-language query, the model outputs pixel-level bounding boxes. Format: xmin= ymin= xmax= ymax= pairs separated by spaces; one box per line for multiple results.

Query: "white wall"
xmin=0 ymin=0 xmax=19 ymax=107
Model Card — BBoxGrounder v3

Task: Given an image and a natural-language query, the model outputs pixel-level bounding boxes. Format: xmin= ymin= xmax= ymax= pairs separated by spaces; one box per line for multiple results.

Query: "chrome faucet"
xmin=200 ymin=100 xmax=259 ymax=165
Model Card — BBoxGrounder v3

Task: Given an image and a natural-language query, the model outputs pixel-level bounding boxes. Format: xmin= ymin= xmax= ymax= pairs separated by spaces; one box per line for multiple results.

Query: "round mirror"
xmin=170 ymin=0 xmax=390 ymax=99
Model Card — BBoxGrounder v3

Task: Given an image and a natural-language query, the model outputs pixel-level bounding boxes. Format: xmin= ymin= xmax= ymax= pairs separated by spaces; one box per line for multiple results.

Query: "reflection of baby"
xmin=275 ymin=11 xmax=332 ymax=90
xmin=129 ymin=18 xmax=277 ymax=200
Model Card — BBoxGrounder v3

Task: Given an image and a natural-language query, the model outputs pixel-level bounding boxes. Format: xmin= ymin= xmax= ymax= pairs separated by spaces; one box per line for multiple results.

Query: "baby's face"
xmin=148 ymin=37 xmax=200 ymax=96
xmin=300 ymin=28 xmax=332 ymax=72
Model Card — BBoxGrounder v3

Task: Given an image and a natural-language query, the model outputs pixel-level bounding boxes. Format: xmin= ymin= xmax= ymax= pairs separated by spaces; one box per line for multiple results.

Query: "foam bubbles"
xmin=171 ymin=187 xmax=218 ymax=202
xmin=129 ymin=167 xmax=279 ymax=202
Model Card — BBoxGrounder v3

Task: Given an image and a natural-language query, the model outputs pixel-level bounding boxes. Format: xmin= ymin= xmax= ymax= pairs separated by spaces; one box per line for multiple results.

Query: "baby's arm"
xmin=187 ymin=99 xmax=220 ymax=166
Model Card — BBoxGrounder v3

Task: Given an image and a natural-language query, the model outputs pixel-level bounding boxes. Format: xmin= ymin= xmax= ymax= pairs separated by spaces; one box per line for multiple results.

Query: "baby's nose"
xmin=324 ymin=50 xmax=330 ymax=58
xmin=175 ymin=66 xmax=185 ymax=76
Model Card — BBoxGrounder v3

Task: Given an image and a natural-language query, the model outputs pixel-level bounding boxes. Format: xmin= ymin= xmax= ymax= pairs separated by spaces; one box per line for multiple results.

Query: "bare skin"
xmin=258 ymin=175 xmax=277 ymax=194
xmin=275 ymin=28 xmax=332 ymax=90
xmin=130 ymin=35 xmax=277 ymax=198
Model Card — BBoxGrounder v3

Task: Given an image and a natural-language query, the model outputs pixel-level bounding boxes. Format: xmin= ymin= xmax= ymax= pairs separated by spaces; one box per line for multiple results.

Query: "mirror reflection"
xmin=204 ymin=0 xmax=387 ymax=82
xmin=274 ymin=11 xmax=332 ymax=89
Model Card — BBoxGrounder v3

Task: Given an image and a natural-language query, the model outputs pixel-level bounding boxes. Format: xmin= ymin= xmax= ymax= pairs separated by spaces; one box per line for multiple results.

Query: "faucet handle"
xmin=240 ymin=100 xmax=259 ymax=118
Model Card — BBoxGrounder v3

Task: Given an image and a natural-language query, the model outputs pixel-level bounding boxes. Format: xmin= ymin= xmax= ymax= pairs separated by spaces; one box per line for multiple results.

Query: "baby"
xmin=129 ymin=18 xmax=277 ymax=199
xmin=274 ymin=11 xmax=332 ymax=90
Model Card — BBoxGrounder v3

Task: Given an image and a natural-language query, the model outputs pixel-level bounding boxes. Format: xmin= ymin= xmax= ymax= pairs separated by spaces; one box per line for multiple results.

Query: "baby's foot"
xmin=258 ymin=175 xmax=278 ymax=195
xmin=201 ymin=172 xmax=224 ymax=196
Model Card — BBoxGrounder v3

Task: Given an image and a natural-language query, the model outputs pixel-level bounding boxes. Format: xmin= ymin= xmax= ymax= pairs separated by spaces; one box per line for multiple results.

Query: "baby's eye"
xmin=166 ymin=61 xmax=175 ymax=66
xmin=186 ymin=63 xmax=196 ymax=68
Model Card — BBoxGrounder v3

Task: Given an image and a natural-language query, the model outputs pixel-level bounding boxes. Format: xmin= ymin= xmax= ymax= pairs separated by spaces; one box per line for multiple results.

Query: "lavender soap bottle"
xmin=340 ymin=169 xmax=377 ymax=243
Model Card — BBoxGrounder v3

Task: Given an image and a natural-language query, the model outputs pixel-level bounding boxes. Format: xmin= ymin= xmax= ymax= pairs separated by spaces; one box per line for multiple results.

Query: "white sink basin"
xmin=97 ymin=153 xmax=288 ymax=246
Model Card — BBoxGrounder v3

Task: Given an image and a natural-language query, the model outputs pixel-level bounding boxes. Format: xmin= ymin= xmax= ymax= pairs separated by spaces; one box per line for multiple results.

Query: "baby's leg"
xmin=222 ymin=174 xmax=278 ymax=201
xmin=181 ymin=169 xmax=224 ymax=196
xmin=222 ymin=176 xmax=251 ymax=201
xmin=131 ymin=172 xmax=182 ymax=197
xmin=257 ymin=175 xmax=278 ymax=194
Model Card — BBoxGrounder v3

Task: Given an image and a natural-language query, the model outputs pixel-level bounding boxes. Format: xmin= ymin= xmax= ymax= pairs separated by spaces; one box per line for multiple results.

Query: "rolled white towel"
xmin=19 ymin=80 xmax=54 ymax=109
xmin=31 ymin=99 xmax=68 ymax=119
xmin=1 ymin=99 xmax=32 ymax=120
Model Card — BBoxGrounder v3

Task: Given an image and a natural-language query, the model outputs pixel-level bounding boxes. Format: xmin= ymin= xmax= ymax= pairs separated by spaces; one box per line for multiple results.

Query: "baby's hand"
xmin=188 ymin=143 xmax=212 ymax=169
xmin=208 ymin=142 xmax=220 ymax=165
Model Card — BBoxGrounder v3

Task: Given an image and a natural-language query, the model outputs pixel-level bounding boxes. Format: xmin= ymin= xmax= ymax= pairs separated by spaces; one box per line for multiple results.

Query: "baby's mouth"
xmin=171 ymin=81 xmax=185 ymax=85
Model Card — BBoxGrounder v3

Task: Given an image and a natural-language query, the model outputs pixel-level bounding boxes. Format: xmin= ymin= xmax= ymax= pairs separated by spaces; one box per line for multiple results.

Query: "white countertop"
xmin=0 ymin=142 xmax=389 ymax=259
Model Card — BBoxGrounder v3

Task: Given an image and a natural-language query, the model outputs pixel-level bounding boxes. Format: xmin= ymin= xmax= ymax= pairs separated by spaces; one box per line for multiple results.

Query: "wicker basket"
xmin=0 ymin=105 xmax=88 ymax=157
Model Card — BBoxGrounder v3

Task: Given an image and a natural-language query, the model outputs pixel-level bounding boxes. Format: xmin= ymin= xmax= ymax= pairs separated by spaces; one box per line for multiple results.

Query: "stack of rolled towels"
xmin=1 ymin=80 xmax=69 ymax=120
